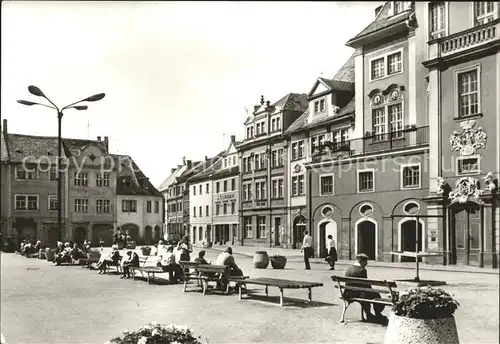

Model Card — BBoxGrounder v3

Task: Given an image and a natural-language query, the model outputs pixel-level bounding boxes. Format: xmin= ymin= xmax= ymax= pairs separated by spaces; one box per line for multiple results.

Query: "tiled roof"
xmin=332 ymin=54 xmax=355 ymax=82
xmin=253 ymin=93 xmax=308 ymax=114
xmin=318 ymin=78 xmax=354 ymax=92
xmin=157 ymin=165 xmax=187 ymax=192
xmin=112 ymin=154 xmax=162 ymax=197
xmin=63 ymin=138 xmax=107 ymax=157
xmin=285 ymin=96 xmax=355 ymax=135
xmin=347 ymin=2 xmax=411 ymax=44
xmin=212 ymin=165 xmax=239 ymax=179
xmin=188 ymin=158 xmax=223 ymax=183
xmin=177 ymin=152 xmax=225 ymax=184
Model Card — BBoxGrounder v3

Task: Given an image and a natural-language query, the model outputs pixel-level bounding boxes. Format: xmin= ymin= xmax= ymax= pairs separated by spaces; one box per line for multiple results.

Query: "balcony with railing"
xmin=311 ymin=126 xmax=429 ymax=162
xmin=425 ymin=19 xmax=499 ymax=66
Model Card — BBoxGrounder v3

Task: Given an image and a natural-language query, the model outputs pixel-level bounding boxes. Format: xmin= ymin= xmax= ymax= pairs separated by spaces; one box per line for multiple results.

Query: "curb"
xmin=205 ymin=247 xmax=499 ymax=275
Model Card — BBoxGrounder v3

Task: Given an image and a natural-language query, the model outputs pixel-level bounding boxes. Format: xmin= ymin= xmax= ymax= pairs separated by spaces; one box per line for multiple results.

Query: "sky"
xmin=1 ymin=1 xmax=382 ymax=187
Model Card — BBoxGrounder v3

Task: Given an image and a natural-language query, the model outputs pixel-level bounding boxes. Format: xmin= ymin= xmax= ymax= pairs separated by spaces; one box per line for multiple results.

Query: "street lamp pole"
xmin=18 ymin=86 xmax=105 ymax=244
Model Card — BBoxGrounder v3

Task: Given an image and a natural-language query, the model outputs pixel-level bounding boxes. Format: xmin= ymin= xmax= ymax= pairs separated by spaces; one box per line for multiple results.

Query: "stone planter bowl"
xmin=45 ymin=248 xmax=55 ymax=262
xmin=270 ymin=257 xmax=287 ymax=269
xmin=253 ymin=252 xmax=269 ymax=269
xmin=141 ymin=246 xmax=152 ymax=256
xmin=384 ymin=313 xmax=459 ymax=344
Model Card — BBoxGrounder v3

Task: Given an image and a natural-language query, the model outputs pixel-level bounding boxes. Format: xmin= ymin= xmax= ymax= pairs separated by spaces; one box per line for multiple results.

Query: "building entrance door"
xmin=357 ymin=221 xmax=376 ymax=260
xmin=452 ymin=205 xmax=481 ymax=266
xmin=400 ymin=220 xmax=423 ymax=262
xmin=274 ymin=217 xmax=281 ymax=246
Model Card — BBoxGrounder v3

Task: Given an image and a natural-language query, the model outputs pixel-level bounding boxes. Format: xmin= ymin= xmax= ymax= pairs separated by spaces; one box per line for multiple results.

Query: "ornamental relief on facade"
xmin=449 ymin=120 xmax=487 ymax=156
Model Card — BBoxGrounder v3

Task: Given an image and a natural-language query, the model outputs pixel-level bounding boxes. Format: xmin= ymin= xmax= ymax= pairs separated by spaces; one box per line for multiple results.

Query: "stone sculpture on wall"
xmin=449 ymin=177 xmax=484 ymax=204
xmin=449 ymin=120 xmax=487 ymax=156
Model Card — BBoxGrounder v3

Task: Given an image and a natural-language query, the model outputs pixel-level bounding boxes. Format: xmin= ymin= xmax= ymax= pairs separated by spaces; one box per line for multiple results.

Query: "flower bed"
xmin=107 ymin=322 xmax=205 ymax=344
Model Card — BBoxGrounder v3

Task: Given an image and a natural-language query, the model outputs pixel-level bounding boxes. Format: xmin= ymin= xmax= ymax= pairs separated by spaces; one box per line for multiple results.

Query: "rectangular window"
xmin=193 ymin=186 xmax=196 ymax=195
xmin=291 ymin=142 xmax=298 ymax=160
xmin=15 ymin=195 xmax=39 ymax=210
xmin=48 ymin=195 xmax=58 ymax=211
xmin=96 ymin=173 xmax=110 ymax=187
xmin=258 ymin=216 xmax=266 ymax=239
xmin=242 ymin=157 xmax=247 ymax=172
xmin=278 ymin=179 xmax=284 ymax=198
xmin=372 ymin=107 xmax=386 ymax=139
xmin=96 ymin=199 xmax=110 ymax=213
xmin=271 ymin=118 xmax=276 ymax=132
xmin=271 ymin=150 xmax=278 ymax=167
xmin=199 ymin=185 xmax=202 ymax=195
xmin=231 ymin=202 xmax=235 ymax=214
xmin=205 ymin=205 xmax=209 ymax=216
xmin=223 ymin=203 xmax=227 ymax=215
xmin=147 ymin=200 xmax=152 ymax=213
xmin=75 ymin=198 xmax=89 ymax=213
xmin=371 ymin=58 xmax=384 ymax=80
xmin=430 ymin=2 xmax=446 ymax=39
xmin=298 ymin=175 xmax=305 ymax=195
xmin=206 ymin=183 xmax=209 ymax=193
xmin=389 ymin=103 xmax=404 ymax=138
xmin=401 ymin=165 xmax=421 ymax=189
xmin=15 ymin=167 xmax=37 ymax=180
xmin=387 ymin=52 xmax=402 ymax=75
xmin=291 ymin=176 xmax=298 ymax=196
xmin=199 ymin=206 xmax=202 ymax=217
xmin=320 ymin=175 xmax=334 ymax=195
xmin=474 ymin=2 xmax=496 ymax=26
xmin=216 ymin=182 xmax=220 ymax=193
xmin=457 ymin=157 xmax=480 ymax=175
xmin=276 ymin=117 xmax=281 ymax=130
xmin=254 ymin=154 xmax=260 ymax=170
xmin=244 ymin=217 xmax=252 ymax=238
xmin=193 ymin=206 xmax=197 ymax=217
xmin=272 ymin=179 xmax=278 ymax=198
xmin=216 ymin=204 xmax=220 ymax=215
xmin=231 ymin=178 xmax=236 ymax=191
xmin=457 ymin=69 xmax=479 ymax=117
xmin=223 ymin=180 xmax=228 ymax=192
xmin=154 ymin=201 xmax=159 ymax=213
xmin=298 ymin=141 xmax=304 ymax=158
xmin=278 ymin=149 xmax=284 ymax=166
xmin=74 ymin=173 xmax=88 ymax=186
xmin=358 ymin=170 xmax=375 ymax=193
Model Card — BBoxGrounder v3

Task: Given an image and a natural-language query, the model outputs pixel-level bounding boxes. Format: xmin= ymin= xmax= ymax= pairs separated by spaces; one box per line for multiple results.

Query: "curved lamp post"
xmin=17 ymin=86 xmax=105 ymax=243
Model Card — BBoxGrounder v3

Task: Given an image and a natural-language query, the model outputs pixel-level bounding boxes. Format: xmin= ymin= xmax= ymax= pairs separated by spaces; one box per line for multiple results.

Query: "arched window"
xmin=369 ymin=86 xmax=404 ymax=141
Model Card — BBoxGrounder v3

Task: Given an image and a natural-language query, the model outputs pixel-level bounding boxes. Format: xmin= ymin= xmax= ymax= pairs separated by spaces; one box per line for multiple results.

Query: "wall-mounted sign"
xmin=216 ymin=193 xmax=236 ymax=202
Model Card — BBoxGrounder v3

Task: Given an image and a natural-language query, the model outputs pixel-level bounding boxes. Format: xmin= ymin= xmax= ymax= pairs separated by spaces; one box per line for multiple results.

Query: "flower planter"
xmin=253 ymin=252 xmax=269 ymax=269
xmin=384 ymin=313 xmax=459 ymax=344
xmin=270 ymin=256 xmax=287 ymax=269
xmin=45 ymin=248 xmax=55 ymax=262
xmin=141 ymin=246 xmax=152 ymax=256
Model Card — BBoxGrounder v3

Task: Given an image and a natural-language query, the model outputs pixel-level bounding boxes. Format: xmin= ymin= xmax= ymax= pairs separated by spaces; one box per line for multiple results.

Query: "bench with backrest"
xmin=331 ymin=275 xmax=398 ymax=323
xmin=179 ymin=264 xmax=226 ymax=295
xmin=82 ymin=251 xmax=101 ymax=269
xmin=178 ymin=261 xmax=203 ymax=286
xmin=130 ymin=256 xmax=165 ymax=284
xmin=236 ymin=277 xmax=324 ymax=307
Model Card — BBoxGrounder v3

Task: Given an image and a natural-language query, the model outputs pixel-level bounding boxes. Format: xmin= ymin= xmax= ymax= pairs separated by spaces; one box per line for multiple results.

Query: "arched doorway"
xmin=292 ymin=215 xmax=307 ymax=249
xmin=154 ymin=225 xmax=161 ymax=242
xmin=121 ymin=224 xmax=139 ymax=243
xmin=144 ymin=226 xmax=153 ymax=245
xmin=356 ymin=220 xmax=376 ymax=260
xmin=451 ymin=203 xmax=481 ymax=266
xmin=193 ymin=227 xmax=197 ymax=244
xmin=318 ymin=220 xmax=337 ymax=258
xmin=74 ymin=226 xmax=87 ymax=246
xmin=399 ymin=219 xmax=423 ymax=262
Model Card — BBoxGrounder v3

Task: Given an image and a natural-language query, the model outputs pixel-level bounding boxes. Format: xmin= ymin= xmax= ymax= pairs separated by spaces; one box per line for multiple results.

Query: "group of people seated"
xmin=20 ymin=240 xmax=42 ymax=257
xmin=53 ymin=241 xmax=90 ymax=265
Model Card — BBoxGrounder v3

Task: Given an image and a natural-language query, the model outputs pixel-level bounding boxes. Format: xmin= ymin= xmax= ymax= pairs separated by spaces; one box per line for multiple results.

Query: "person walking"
xmin=326 ymin=234 xmax=338 ymax=270
xmin=301 ymin=231 xmax=313 ymax=270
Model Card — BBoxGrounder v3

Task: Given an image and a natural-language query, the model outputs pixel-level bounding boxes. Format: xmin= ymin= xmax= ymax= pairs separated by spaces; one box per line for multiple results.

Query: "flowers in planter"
xmin=107 ymin=322 xmax=205 ymax=344
xmin=270 ymin=255 xmax=286 ymax=259
xmin=392 ymin=286 xmax=459 ymax=319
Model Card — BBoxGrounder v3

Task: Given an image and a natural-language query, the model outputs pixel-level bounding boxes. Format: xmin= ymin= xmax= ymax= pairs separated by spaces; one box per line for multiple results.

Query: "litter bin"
xmin=45 ymin=248 xmax=55 ymax=261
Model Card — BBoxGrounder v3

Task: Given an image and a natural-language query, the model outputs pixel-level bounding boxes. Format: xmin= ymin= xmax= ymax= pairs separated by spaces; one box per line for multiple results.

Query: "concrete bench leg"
xmin=279 ymin=288 xmax=284 ymax=307
xmin=339 ymin=301 xmax=349 ymax=324
xmin=183 ymin=279 xmax=188 ymax=292
xmin=308 ymin=288 xmax=312 ymax=302
xmin=265 ymin=285 xmax=268 ymax=297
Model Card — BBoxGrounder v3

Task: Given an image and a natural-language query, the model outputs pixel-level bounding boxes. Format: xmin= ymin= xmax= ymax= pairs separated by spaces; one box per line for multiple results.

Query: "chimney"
xmin=187 ymin=160 xmax=192 ymax=169
xmin=230 ymin=135 xmax=236 ymax=143
xmin=104 ymin=136 xmax=109 ymax=153
xmin=2 ymin=119 xmax=7 ymax=134
xmin=375 ymin=5 xmax=383 ymax=17
xmin=97 ymin=136 xmax=101 ymax=141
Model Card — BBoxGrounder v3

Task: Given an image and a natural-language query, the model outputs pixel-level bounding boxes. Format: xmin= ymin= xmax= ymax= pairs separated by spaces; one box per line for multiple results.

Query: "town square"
xmin=1 ymin=1 xmax=500 ymax=343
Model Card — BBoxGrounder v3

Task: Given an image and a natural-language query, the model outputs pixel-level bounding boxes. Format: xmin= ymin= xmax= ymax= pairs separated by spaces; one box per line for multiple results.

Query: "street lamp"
xmin=17 ymin=86 xmax=105 ymax=244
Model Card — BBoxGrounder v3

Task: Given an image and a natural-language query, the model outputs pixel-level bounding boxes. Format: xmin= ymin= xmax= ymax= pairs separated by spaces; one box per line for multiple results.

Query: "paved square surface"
xmin=1 ymin=249 xmax=498 ymax=344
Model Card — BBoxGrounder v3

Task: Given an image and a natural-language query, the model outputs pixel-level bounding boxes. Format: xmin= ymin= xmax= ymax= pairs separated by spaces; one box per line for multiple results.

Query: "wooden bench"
xmin=331 ymin=275 xmax=398 ymax=323
xmin=178 ymin=261 xmax=204 ymax=286
xmin=180 ymin=264 xmax=227 ymax=294
xmin=82 ymin=251 xmax=101 ymax=269
xmin=130 ymin=256 xmax=165 ymax=284
xmin=237 ymin=277 xmax=324 ymax=306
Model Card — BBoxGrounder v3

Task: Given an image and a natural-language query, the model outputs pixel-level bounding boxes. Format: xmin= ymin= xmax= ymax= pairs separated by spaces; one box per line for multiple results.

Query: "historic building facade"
xmin=422 ymin=1 xmax=500 ymax=267
xmin=159 ymin=161 xmax=189 ymax=237
xmin=238 ymin=94 xmax=308 ymax=247
xmin=304 ymin=1 xmax=431 ymax=262
xmin=114 ymin=154 xmax=163 ymax=245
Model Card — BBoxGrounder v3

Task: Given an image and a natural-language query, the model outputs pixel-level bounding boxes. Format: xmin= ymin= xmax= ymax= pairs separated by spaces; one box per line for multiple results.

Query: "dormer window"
xmin=314 ymin=98 xmax=326 ymax=114
xmin=392 ymin=1 xmax=410 ymax=15
xmin=246 ymin=125 xmax=254 ymax=139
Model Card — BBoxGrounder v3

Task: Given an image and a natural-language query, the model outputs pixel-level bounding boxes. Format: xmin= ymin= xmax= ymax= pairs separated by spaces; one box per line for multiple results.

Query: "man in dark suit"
xmin=121 ymin=251 xmax=139 ymax=279
xmin=345 ymin=253 xmax=388 ymax=325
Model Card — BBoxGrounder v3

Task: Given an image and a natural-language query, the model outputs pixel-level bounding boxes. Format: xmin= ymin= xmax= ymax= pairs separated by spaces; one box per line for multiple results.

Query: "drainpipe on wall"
xmin=308 ymin=166 xmax=313 ymax=256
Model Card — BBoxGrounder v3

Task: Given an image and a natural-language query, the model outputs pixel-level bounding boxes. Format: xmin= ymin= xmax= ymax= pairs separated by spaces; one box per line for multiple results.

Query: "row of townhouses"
xmin=159 ymin=1 xmax=500 ymax=269
xmin=0 ymin=119 xmax=163 ymax=248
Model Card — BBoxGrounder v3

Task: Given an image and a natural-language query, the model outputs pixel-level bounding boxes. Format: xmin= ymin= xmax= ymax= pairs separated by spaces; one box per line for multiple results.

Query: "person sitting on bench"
xmin=121 ymin=250 xmax=139 ymax=279
xmin=159 ymin=245 xmax=184 ymax=283
xmin=216 ymin=247 xmax=243 ymax=291
xmin=344 ymin=253 xmax=388 ymax=325
xmin=194 ymin=250 xmax=210 ymax=265
xmin=96 ymin=245 xmax=121 ymax=274
xmin=54 ymin=242 xmax=73 ymax=265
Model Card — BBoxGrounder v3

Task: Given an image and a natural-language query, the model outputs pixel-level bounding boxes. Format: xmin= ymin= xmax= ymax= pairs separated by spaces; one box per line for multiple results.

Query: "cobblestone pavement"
xmin=1 ymin=250 xmax=498 ymax=344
